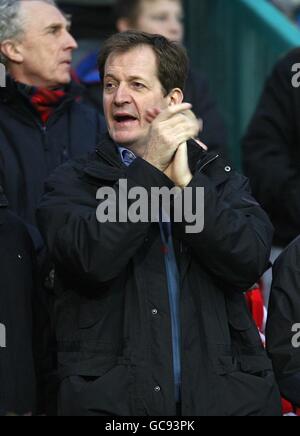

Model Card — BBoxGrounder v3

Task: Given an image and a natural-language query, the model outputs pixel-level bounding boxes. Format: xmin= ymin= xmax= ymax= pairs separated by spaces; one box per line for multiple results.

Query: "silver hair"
xmin=0 ymin=0 xmax=57 ymax=64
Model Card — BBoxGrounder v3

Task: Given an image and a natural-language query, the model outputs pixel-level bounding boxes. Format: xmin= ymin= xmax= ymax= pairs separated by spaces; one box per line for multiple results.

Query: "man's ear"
xmin=168 ymin=88 xmax=184 ymax=106
xmin=116 ymin=18 xmax=131 ymax=33
xmin=1 ymin=40 xmax=23 ymax=64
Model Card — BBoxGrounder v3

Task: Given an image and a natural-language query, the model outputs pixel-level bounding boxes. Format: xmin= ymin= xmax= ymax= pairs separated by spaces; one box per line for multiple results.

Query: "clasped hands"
xmin=143 ymin=103 xmax=207 ymax=189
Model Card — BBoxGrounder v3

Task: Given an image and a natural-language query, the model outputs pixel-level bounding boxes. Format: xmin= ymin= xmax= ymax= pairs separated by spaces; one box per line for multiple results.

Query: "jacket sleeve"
xmin=242 ymin=52 xmax=300 ymax=237
xmin=37 ymin=157 xmax=174 ymax=284
xmin=173 ymin=167 xmax=273 ymax=292
xmin=266 ymin=239 xmax=300 ymax=406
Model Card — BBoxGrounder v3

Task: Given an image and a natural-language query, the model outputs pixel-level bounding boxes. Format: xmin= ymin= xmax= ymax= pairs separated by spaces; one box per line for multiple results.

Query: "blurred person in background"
xmin=0 ymin=0 xmax=105 ymax=414
xmin=77 ymin=0 xmax=228 ymax=157
xmin=242 ymin=48 xmax=300 ymax=415
xmin=0 ymin=0 xmax=105 ymax=239
xmin=267 ymin=236 xmax=300 ymax=413
xmin=243 ymin=49 xmax=300 ymax=251
xmin=242 ymin=49 xmax=300 ymax=304
xmin=0 ymin=185 xmax=36 ymax=416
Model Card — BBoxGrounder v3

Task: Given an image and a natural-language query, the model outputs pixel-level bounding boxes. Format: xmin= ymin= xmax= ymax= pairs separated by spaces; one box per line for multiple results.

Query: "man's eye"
xmin=133 ymin=82 xmax=145 ymax=89
xmin=49 ymin=27 xmax=60 ymax=34
xmin=104 ymin=83 xmax=116 ymax=90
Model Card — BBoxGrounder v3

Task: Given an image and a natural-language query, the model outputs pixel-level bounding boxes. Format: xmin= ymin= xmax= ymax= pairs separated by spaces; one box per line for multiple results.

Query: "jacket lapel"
xmin=81 ymin=135 xmax=125 ymax=183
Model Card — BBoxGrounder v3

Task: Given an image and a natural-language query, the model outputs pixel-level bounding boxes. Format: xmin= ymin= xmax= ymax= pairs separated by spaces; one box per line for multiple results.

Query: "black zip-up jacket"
xmin=0 ymin=76 xmax=105 ymax=230
xmin=267 ymin=237 xmax=300 ymax=407
xmin=0 ymin=187 xmax=36 ymax=415
xmin=242 ymin=48 xmax=300 ymax=247
xmin=37 ymin=135 xmax=281 ymax=416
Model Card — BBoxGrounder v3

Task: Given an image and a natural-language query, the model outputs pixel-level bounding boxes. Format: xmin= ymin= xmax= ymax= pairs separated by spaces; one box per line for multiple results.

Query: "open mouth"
xmin=114 ymin=114 xmax=139 ymax=125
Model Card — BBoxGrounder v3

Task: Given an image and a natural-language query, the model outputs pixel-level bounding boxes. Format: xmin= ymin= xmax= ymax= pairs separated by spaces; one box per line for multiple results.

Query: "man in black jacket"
xmin=0 ymin=0 xmax=105 ymax=232
xmin=38 ymin=31 xmax=281 ymax=416
xmin=267 ymin=237 xmax=300 ymax=409
xmin=0 ymin=186 xmax=36 ymax=415
xmin=0 ymin=0 xmax=105 ymax=414
xmin=243 ymin=48 xmax=300 ymax=248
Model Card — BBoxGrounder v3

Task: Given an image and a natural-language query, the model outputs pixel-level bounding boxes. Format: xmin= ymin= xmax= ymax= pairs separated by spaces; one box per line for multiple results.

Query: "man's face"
xmin=103 ymin=45 xmax=169 ymax=150
xmin=135 ymin=0 xmax=184 ymax=43
xmin=13 ymin=1 xmax=78 ymax=88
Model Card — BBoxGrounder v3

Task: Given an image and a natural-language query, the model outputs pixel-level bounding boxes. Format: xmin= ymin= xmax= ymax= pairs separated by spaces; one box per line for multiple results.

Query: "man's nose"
xmin=114 ymin=84 xmax=132 ymax=105
xmin=64 ymin=31 xmax=78 ymax=51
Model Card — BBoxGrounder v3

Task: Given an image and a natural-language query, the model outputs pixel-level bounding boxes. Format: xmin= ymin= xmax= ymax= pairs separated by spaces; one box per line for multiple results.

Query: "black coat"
xmin=242 ymin=48 xmax=300 ymax=247
xmin=0 ymin=188 xmax=36 ymax=415
xmin=267 ymin=237 xmax=300 ymax=407
xmin=37 ymin=135 xmax=281 ymax=416
xmin=0 ymin=76 xmax=106 ymax=229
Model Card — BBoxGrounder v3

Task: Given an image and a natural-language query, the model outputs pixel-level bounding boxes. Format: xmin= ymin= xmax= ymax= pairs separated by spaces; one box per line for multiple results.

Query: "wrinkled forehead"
xmin=105 ymin=45 xmax=159 ymax=81
xmin=20 ymin=0 xmax=70 ymax=31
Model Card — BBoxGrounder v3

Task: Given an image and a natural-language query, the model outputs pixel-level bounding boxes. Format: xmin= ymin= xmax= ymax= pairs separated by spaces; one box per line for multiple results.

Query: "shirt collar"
xmin=118 ymin=146 xmax=137 ymax=167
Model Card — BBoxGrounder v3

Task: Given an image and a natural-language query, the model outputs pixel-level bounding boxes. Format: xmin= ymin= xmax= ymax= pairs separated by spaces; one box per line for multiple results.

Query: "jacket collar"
xmin=96 ymin=134 xmax=219 ymax=171
xmin=84 ymin=133 xmax=222 ymax=183
xmin=96 ymin=133 xmax=124 ymax=168
xmin=80 ymin=133 xmax=125 ymax=182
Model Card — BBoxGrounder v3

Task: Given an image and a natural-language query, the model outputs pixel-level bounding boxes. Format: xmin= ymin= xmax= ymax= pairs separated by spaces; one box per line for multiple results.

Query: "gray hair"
xmin=0 ymin=0 xmax=56 ymax=64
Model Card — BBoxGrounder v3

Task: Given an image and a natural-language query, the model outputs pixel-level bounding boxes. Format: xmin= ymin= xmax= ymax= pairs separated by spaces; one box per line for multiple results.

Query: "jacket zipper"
xmin=39 ymin=124 xmax=48 ymax=152
xmin=199 ymin=153 xmax=220 ymax=172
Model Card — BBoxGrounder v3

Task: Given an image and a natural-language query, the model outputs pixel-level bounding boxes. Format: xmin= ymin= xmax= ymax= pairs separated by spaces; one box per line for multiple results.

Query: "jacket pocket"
xmin=226 ymin=292 xmax=263 ymax=350
xmin=216 ymin=293 xmax=274 ymax=377
xmin=226 ymin=292 xmax=253 ymax=330
xmin=217 ymin=370 xmax=281 ymax=416
xmin=238 ymin=355 xmax=273 ymax=374
xmin=212 ymin=352 xmax=280 ymax=415
xmin=213 ymin=353 xmax=272 ymax=377
xmin=58 ymin=362 xmax=137 ymax=416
